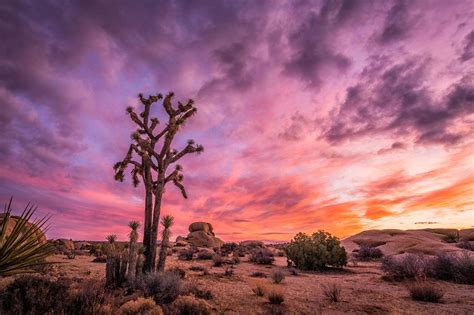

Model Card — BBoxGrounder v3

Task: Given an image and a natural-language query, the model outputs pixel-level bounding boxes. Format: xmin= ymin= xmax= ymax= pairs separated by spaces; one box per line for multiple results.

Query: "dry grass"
xmin=322 ymin=282 xmax=341 ymax=302
xmin=407 ymin=281 xmax=444 ymax=303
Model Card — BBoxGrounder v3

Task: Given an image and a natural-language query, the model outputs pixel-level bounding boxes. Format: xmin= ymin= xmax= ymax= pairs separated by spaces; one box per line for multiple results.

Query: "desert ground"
xmin=2 ymin=228 xmax=472 ymax=315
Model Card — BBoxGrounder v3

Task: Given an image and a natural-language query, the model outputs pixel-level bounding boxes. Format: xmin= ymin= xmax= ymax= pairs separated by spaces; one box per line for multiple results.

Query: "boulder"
xmin=177 ymin=222 xmax=224 ymax=248
xmin=188 ymin=222 xmax=214 ymax=235
xmin=187 ymin=230 xmax=224 ymax=248
xmin=54 ymin=238 xmax=75 ymax=254
xmin=0 ymin=214 xmax=47 ymax=244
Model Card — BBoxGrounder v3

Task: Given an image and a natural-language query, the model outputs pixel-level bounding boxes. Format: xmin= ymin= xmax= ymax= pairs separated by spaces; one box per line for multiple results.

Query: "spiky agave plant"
xmin=157 ymin=215 xmax=174 ymax=271
xmin=0 ymin=198 xmax=54 ymax=277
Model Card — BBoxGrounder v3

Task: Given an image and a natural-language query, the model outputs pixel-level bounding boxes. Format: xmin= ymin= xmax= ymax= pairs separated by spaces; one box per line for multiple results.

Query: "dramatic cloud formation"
xmin=0 ymin=0 xmax=473 ymax=241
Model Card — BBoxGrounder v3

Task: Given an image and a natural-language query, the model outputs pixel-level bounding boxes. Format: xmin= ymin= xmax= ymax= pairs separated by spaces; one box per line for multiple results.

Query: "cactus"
xmin=113 ymin=92 xmax=203 ymax=272
xmin=157 ymin=215 xmax=174 ymax=271
xmin=127 ymin=221 xmax=140 ymax=283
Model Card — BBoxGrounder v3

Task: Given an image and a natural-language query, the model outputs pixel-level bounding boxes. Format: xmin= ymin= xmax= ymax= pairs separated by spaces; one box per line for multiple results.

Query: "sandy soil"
xmin=18 ymin=253 xmax=472 ymax=315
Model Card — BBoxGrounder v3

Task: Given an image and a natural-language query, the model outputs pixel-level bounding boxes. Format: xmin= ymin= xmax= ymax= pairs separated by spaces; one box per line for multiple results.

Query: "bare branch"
xmin=173 ymin=180 xmax=188 ymax=199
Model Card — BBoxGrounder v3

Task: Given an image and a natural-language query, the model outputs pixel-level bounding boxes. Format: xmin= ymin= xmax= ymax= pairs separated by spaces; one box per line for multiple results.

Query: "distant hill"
xmin=342 ymin=228 xmax=474 ymax=256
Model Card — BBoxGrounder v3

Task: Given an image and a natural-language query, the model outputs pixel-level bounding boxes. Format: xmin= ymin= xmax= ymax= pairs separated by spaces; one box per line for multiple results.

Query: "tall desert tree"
xmin=157 ymin=215 xmax=174 ymax=271
xmin=113 ymin=92 xmax=203 ymax=272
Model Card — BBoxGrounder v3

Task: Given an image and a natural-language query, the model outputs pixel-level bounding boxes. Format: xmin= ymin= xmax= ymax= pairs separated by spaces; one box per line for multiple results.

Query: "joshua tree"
xmin=106 ymin=234 xmax=117 ymax=254
xmin=157 ymin=215 xmax=174 ymax=271
xmin=127 ymin=221 xmax=140 ymax=282
xmin=113 ymin=92 xmax=203 ymax=272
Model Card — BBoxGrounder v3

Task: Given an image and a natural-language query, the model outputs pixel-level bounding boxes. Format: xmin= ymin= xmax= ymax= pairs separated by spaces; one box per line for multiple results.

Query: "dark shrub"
xmin=250 ymin=248 xmax=275 ymax=265
xmin=178 ymin=248 xmax=195 ymax=261
xmin=195 ymin=288 xmax=213 ymax=300
xmin=444 ymin=232 xmax=459 ymax=243
xmin=224 ymin=267 xmax=234 ymax=277
xmin=381 ymin=254 xmax=427 ymax=281
xmin=429 ymin=251 xmax=474 ymax=285
xmin=169 ymin=266 xmax=186 ymax=279
xmin=196 ymin=250 xmax=213 ymax=260
xmin=251 ymin=271 xmax=267 ymax=278
xmin=0 ymin=276 xmax=70 ymax=314
xmin=355 ymin=245 xmax=384 ymax=261
xmin=212 ymin=254 xmax=223 ymax=267
xmin=190 ymin=265 xmax=206 ymax=272
xmin=457 ymin=241 xmax=473 ymax=251
xmin=65 ymin=279 xmax=110 ymax=315
xmin=252 ymin=283 xmax=266 ymax=296
xmin=267 ymin=289 xmax=285 ymax=304
xmin=288 ymin=267 xmax=299 ymax=276
xmin=271 ymin=271 xmax=285 ymax=284
xmin=142 ymin=271 xmax=182 ymax=304
xmin=322 ymin=283 xmax=341 ymax=302
xmin=284 ymin=231 xmax=347 ymax=270
xmin=221 ymin=242 xmax=238 ymax=255
xmin=407 ymin=281 xmax=444 ymax=303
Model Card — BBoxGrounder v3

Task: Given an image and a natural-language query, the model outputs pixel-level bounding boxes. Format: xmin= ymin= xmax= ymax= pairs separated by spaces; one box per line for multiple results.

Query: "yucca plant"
xmin=0 ymin=198 xmax=54 ymax=277
xmin=127 ymin=221 xmax=140 ymax=283
xmin=157 ymin=215 xmax=174 ymax=271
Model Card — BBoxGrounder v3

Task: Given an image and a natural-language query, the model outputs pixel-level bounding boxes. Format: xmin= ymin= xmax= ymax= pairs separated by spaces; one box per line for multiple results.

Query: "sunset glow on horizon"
xmin=1 ymin=0 xmax=473 ymax=242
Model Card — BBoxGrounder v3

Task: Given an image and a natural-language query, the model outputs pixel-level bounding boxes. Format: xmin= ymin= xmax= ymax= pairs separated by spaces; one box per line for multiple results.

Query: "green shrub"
xmin=284 ymin=231 xmax=347 ymax=270
xmin=355 ymin=245 xmax=384 ymax=261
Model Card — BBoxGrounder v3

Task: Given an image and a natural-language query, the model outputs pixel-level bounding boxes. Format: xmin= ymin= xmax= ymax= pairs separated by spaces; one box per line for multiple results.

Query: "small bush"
xmin=66 ymin=279 xmax=110 ymax=315
xmin=252 ymin=283 xmax=266 ymax=297
xmin=457 ymin=241 xmax=473 ymax=251
xmin=322 ymin=283 xmax=341 ymax=302
xmin=288 ymin=268 xmax=299 ymax=276
xmin=251 ymin=271 xmax=267 ymax=278
xmin=224 ymin=267 xmax=234 ymax=277
xmin=169 ymin=296 xmax=211 ymax=315
xmin=381 ymin=254 xmax=427 ymax=281
xmin=428 ymin=252 xmax=474 ymax=285
xmin=444 ymin=232 xmax=459 ymax=243
xmin=142 ymin=272 xmax=182 ymax=304
xmin=196 ymin=251 xmax=213 ymax=260
xmin=119 ymin=297 xmax=163 ymax=315
xmin=271 ymin=271 xmax=285 ymax=284
xmin=221 ymin=242 xmax=238 ymax=254
xmin=190 ymin=265 xmax=206 ymax=272
xmin=250 ymin=248 xmax=275 ymax=265
xmin=212 ymin=254 xmax=223 ymax=267
xmin=169 ymin=266 xmax=186 ymax=279
xmin=178 ymin=248 xmax=195 ymax=261
xmin=0 ymin=276 xmax=70 ymax=314
xmin=355 ymin=245 xmax=384 ymax=261
xmin=407 ymin=281 xmax=444 ymax=303
xmin=267 ymin=288 xmax=285 ymax=304
xmin=284 ymin=231 xmax=347 ymax=270
xmin=195 ymin=289 xmax=213 ymax=300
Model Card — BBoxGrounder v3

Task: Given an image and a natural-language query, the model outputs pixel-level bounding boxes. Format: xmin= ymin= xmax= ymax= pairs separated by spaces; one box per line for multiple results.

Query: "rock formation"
xmin=176 ymin=222 xmax=224 ymax=248
xmin=0 ymin=214 xmax=47 ymax=244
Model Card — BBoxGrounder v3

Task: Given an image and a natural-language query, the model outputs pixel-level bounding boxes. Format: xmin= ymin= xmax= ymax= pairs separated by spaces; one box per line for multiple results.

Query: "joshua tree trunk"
xmin=114 ymin=92 xmax=203 ymax=273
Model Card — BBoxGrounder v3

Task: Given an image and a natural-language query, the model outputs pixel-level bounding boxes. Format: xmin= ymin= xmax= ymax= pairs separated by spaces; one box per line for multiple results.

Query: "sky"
xmin=0 ymin=0 xmax=473 ymax=242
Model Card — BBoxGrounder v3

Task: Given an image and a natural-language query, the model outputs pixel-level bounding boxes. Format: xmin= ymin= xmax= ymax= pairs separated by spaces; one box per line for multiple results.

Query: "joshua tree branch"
xmin=173 ymin=180 xmax=187 ymax=199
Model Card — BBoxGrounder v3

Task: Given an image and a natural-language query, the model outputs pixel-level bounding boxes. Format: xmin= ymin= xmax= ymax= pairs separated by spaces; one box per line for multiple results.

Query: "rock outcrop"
xmin=176 ymin=222 xmax=224 ymax=248
xmin=0 ymin=214 xmax=47 ymax=244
